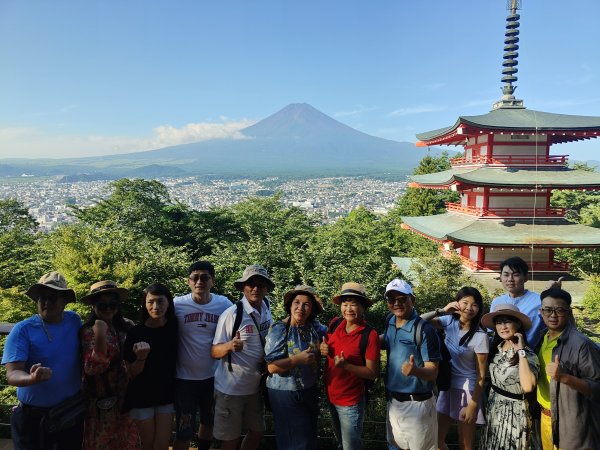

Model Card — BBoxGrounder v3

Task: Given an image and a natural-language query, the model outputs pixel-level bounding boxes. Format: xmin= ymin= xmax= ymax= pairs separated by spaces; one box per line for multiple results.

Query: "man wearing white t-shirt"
xmin=491 ymin=257 xmax=547 ymax=349
xmin=173 ymin=261 xmax=232 ymax=450
xmin=211 ymin=264 xmax=273 ymax=450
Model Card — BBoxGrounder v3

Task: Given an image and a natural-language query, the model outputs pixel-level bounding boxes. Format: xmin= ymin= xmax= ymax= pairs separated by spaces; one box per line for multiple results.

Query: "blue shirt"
xmin=383 ymin=310 xmax=441 ymax=394
xmin=264 ymin=320 xmax=321 ymax=391
xmin=491 ymin=290 xmax=545 ymax=349
xmin=2 ymin=311 xmax=82 ymax=407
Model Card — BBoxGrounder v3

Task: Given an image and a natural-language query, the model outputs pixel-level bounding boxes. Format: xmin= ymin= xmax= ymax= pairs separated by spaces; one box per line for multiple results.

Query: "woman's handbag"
xmin=43 ymin=391 xmax=86 ymax=434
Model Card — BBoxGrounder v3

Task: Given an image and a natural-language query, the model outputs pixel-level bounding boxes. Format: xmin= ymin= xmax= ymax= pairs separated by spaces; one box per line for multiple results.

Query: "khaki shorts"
xmin=212 ymin=390 xmax=265 ymax=441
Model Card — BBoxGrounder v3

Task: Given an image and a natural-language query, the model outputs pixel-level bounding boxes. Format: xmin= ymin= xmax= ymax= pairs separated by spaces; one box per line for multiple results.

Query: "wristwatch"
xmin=518 ymin=349 xmax=527 ymax=358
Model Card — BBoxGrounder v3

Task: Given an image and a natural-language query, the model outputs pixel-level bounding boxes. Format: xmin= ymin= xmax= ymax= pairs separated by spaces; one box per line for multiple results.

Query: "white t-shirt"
xmin=212 ymin=296 xmax=272 ymax=396
xmin=439 ymin=315 xmax=489 ymax=391
xmin=174 ymin=293 xmax=232 ymax=380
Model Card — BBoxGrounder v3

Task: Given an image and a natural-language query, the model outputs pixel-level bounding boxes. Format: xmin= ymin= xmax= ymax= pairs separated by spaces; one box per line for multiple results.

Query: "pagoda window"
xmin=468 ymin=245 xmax=479 ymax=261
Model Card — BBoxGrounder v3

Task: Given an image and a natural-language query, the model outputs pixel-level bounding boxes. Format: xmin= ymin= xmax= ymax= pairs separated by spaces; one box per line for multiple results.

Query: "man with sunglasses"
xmin=536 ymin=287 xmax=600 ymax=450
xmin=211 ymin=264 xmax=274 ymax=450
xmin=173 ymin=261 xmax=232 ymax=450
xmin=2 ymin=271 xmax=83 ymax=450
xmin=382 ymin=278 xmax=441 ymax=450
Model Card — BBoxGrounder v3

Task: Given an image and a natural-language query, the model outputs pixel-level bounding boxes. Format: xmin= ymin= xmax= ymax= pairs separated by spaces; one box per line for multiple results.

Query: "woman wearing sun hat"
xmin=320 ymin=282 xmax=380 ymax=450
xmin=80 ymin=280 xmax=141 ymax=450
xmin=264 ymin=285 xmax=324 ymax=450
xmin=479 ymin=303 xmax=539 ymax=450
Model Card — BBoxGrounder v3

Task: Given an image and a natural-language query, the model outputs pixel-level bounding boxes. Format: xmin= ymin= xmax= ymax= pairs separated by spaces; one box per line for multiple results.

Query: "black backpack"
xmin=327 ymin=317 xmax=376 ymax=403
xmin=384 ymin=313 xmax=452 ymax=392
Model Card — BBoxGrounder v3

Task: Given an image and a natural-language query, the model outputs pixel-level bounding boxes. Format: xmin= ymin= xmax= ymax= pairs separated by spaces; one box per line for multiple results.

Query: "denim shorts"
xmin=129 ymin=403 xmax=175 ymax=421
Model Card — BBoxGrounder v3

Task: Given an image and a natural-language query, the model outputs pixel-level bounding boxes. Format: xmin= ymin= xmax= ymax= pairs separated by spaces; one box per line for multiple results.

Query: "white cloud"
xmin=388 ymin=104 xmax=447 ymax=117
xmin=0 ymin=118 xmax=256 ymax=159
xmin=334 ymin=105 xmax=378 ymax=118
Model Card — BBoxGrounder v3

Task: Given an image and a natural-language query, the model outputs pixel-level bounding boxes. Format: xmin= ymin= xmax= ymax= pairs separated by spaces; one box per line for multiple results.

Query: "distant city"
xmin=1 ymin=176 xmax=409 ymax=231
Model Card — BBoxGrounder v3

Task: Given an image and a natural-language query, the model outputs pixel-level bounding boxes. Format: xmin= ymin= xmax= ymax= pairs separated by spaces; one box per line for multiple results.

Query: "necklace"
xmin=38 ymin=315 xmax=52 ymax=342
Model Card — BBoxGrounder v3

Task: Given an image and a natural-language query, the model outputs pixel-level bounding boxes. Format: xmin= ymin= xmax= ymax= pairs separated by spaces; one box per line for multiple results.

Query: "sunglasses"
xmin=95 ymin=301 xmax=119 ymax=311
xmin=386 ymin=295 xmax=411 ymax=304
xmin=189 ymin=274 xmax=211 ymax=283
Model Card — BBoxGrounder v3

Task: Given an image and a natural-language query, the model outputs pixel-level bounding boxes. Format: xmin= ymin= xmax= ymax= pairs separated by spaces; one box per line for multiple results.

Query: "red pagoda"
xmin=401 ymin=0 xmax=600 ymax=273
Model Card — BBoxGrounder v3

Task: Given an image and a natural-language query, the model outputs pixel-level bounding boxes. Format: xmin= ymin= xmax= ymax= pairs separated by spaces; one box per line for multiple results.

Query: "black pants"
xmin=11 ymin=403 xmax=83 ymax=450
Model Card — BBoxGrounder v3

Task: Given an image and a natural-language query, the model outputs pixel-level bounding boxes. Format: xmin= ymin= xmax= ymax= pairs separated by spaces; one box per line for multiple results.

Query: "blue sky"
xmin=1 ymin=0 xmax=599 ymax=161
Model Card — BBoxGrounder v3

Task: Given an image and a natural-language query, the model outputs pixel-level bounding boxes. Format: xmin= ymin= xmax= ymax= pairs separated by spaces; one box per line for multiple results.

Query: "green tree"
xmin=43 ymin=223 xmax=189 ymax=318
xmin=406 ymin=255 xmax=496 ymax=313
xmin=71 ymin=178 xmax=241 ymax=260
xmin=302 ymin=207 xmax=421 ymax=327
xmin=0 ymin=199 xmax=49 ymax=289
xmin=204 ymin=195 xmax=317 ymax=318
xmin=394 ymin=152 xmax=459 ymax=217
xmin=581 ymin=275 xmax=600 ymax=341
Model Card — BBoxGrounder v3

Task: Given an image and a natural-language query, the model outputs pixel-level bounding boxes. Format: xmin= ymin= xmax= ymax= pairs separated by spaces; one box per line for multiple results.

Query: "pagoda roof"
xmin=416 ymin=108 xmax=600 ymax=146
xmin=401 ymin=214 xmax=600 ymax=247
xmin=410 ymin=167 xmax=600 ymax=189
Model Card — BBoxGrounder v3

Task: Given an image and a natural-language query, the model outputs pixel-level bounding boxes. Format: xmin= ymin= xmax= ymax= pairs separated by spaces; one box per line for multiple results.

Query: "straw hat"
xmin=80 ymin=280 xmax=129 ymax=305
xmin=332 ymin=282 xmax=372 ymax=306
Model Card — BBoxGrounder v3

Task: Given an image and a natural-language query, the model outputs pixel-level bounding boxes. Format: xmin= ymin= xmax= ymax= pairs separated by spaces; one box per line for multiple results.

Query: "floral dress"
xmin=479 ymin=345 xmax=539 ymax=450
xmin=81 ymin=325 xmax=141 ymax=450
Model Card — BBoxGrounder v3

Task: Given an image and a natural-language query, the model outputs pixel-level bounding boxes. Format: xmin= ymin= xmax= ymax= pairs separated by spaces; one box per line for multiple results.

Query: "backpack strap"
xmin=228 ymin=302 xmax=244 ymax=372
xmin=413 ymin=316 xmax=424 ymax=351
xmin=359 ymin=324 xmax=373 ymax=364
xmin=328 ymin=316 xmax=344 ymax=334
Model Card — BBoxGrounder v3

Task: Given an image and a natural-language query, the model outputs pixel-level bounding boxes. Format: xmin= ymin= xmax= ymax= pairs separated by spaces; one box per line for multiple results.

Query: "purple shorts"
xmin=436 ymin=388 xmax=486 ymax=425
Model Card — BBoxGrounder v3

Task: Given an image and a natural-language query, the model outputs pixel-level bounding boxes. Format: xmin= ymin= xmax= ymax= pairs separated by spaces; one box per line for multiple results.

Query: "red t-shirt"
xmin=323 ymin=318 xmax=380 ymax=406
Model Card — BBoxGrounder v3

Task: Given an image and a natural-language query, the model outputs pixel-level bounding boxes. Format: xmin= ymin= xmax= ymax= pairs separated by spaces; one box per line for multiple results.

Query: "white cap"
xmin=385 ymin=279 xmax=413 ymax=297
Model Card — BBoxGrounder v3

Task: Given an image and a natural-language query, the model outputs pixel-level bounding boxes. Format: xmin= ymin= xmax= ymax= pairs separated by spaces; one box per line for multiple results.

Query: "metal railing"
xmin=451 ymin=154 xmax=568 ymax=167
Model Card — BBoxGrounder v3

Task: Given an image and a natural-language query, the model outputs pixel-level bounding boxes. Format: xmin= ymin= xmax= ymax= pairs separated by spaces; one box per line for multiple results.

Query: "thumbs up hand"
xmin=402 ymin=354 xmax=416 ymax=376
xmin=334 ymin=351 xmax=347 ymax=369
xmin=231 ymin=331 xmax=244 ymax=353
xmin=546 ymin=355 xmax=561 ymax=380
xmin=295 ymin=347 xmax=316 ymax=366
xmin=319 ymin=336 xmax=329 ymax=356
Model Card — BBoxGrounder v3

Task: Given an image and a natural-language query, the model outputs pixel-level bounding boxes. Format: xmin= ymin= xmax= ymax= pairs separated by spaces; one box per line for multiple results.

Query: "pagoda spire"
xmin=493 ymin=0 xmax=525 ymax=110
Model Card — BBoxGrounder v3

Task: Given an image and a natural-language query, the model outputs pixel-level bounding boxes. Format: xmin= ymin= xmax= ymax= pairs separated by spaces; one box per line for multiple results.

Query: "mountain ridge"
xmin=0 ymin=103 xmax=447 ymax=178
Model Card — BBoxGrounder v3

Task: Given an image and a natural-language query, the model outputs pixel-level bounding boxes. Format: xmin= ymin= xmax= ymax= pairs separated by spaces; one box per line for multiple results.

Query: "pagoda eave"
xmin=400 ymin=214 xmax=600 ymax=247
xmin=416 ymin=108 xmax=600 ymax=145
xmin=409 ymin=168 xmax=600 ymax=190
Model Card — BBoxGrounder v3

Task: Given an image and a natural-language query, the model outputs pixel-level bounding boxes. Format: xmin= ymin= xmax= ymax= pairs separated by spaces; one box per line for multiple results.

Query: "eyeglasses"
xmin=540 ymin=307 xmax=569 ymax=317
xmin=386 ymin=295 xmax=411 ymax=305
xmin=189 ymin=274 xmax=211 ymax=283
xmin=96 ymin=301 xmax=119 ymax=311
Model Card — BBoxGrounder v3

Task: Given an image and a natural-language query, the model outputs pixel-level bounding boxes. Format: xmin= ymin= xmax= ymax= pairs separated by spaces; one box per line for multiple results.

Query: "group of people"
xmin=2 ymin=256 xmax=599 ymax=450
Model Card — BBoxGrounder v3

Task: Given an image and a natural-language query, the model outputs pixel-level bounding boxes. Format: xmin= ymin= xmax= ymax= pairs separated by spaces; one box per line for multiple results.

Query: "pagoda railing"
xmin=450 ymin=154 xmax=568 ymax=167
xmin=454 ymin=254 xmax=569 ymax=272
xmin=446 ymin=203 xmax=566 ymax=218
